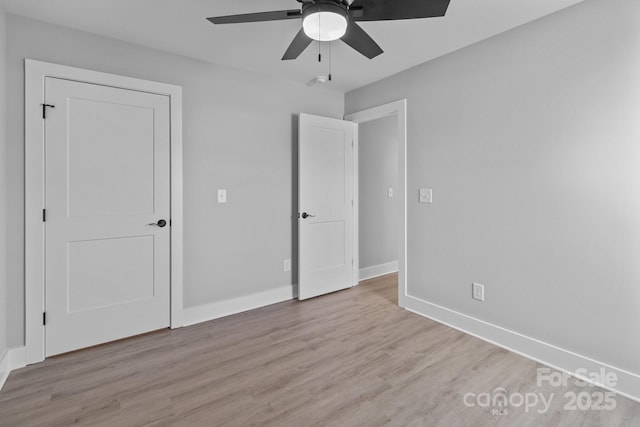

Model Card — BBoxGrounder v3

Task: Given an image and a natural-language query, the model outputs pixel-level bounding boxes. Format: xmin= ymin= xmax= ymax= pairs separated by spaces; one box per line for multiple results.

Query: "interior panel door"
xmin=298 ymin=113 xmax=355 ymax=300
xmin=44 ymin=77 xmax=171 ymax=356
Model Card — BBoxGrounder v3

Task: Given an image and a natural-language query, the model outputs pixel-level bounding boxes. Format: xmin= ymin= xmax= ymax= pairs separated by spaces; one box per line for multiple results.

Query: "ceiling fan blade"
xmin=341 ymin=21 xmax=383 ymax=59
xmin=282 ymin=28 xmax=313 ymax=60
xmin=349 ymin=0 xmax=450 ymax=21
xmin=208 ymin=9 xmax=302 ymax=25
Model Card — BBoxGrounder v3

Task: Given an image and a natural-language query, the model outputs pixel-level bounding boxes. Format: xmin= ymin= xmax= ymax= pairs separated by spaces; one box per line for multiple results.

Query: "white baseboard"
xmin=0 ymin=347 xmax=27 ymax=391
xmin=183 ymin=285 xmax=297 ymax=327
xmin=404 ymin=295 xmax=640 ymax=403
xmin=359 ymin=261 xmax=398 ymax=281
xmin=0 ymin=351 xmax=7 ymax=391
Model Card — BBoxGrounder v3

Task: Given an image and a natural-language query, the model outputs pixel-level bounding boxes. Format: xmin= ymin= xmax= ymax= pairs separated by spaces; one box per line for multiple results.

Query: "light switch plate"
xmin=388 ymin=187 xmax=394 ymax=198
xmin=283 ymin=259 xmax=291 ymax=272
xmin=472 ymin=282 xmax=485 ymax=302
xmin=217 ymin=189 xmax=227 ymax=203
xmin=419 ymin=188 xmax=432 ymax=203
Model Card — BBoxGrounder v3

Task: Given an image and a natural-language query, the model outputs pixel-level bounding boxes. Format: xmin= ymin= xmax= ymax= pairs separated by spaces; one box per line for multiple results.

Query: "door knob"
xmin=301 ymin=212 xmax=315 ymax=219
xmin=148 ymin=219 xmax=167 ymax=227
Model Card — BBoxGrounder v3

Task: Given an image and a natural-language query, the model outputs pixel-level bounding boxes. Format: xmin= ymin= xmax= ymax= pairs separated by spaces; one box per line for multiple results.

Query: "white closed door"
xmin=298 ymin=113 xmax=355 ymax=300
xmin=44 ymin=77 xmax=171 ymax=356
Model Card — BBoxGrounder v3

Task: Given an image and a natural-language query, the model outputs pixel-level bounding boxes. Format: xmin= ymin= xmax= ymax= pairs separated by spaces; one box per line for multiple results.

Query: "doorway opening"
xmin=357 ymin=114 xmax=399 ymax=282
xmin=345 ymin=100 xmax=408 ymax=307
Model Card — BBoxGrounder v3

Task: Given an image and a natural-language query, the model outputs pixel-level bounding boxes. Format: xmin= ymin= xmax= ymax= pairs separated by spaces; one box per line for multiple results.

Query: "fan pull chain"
xmin=318 ymin=8 xmax=322 ymax=63
xmin=328 ymin=42 xmax=332 ymax=81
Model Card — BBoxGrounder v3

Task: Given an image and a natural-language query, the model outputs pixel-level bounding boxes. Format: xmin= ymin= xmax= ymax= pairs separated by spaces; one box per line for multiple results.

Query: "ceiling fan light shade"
xmin=302 ymin=3 xmax=348 ymax=41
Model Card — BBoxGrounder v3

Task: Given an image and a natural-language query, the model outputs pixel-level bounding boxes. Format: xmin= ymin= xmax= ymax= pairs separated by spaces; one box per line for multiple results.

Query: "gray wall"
xmin=5 ymin=14 xmax=344 ymax=347
xmin=0 ymin=8 xmax=7 ymax=356
xmin=358 ymin=116 xmax=398 ymax=269
xmin=346 ymin=0 xmax=640 ymax=375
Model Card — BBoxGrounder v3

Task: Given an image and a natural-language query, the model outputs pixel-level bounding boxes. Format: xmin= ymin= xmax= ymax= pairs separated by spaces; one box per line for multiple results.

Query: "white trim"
xmin=345 ymin=100 xmax=408 ymax=307
xmin=0 ymin=347 xmax=27 ymax=391
xmin=0 ymin=351 xmax=8 ymax=391
xmin=25 ymin=59 xmax=184 ymax=365
xmin=405 ymin=295 xmax=640 ymax=403
xmin=183 ymin=286 xmax=297 ymax=327
xmin=8 ymin=347 xmax=26 ymax=371
xmin=169 ymin=81 xmax=184 ymax=329
xmin=359 ymin=261 xmax=399 ymax=281
xmin=352 ymin=124 xmax=359 ymax=287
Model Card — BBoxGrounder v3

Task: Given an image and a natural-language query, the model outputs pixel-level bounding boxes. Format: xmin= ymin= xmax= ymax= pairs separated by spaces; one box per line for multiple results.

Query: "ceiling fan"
xmin=207 ymin=0 xmax=451 ymax=61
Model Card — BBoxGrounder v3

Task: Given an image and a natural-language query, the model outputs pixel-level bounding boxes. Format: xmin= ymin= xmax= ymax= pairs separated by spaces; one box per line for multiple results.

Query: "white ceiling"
xmin=0 ymin=0 xmax=584 ymax=92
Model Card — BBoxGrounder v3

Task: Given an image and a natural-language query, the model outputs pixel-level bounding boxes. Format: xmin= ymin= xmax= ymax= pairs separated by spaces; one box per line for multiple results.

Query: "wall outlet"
xmin=283 ymin=259 xmax=291 ymax=272
xmin=217 ymin=189 xmax=227 ymax=203
xmin=472 ymin=282 xmax=485 ymax=302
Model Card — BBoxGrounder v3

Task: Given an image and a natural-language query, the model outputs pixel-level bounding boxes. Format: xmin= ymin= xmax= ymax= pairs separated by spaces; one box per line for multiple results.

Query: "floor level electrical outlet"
xmin=283 ymin=259 xmax=291 ymax=272
xmin=472 ymin=282 xmax=485 ymax=302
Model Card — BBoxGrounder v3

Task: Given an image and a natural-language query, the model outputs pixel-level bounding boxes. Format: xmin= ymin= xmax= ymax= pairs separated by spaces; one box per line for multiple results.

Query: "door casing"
xmin=25 ymin=59 xmax=184 ymax=364
xmin=345 ymin=100 xmax=408 ymax=308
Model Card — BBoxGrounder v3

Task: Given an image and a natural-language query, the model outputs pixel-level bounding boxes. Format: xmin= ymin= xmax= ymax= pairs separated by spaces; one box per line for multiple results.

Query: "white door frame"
xmin=24 ymin=59 xmax=184 ymax=364
xmin=345 ymin=99 xmax=408 ymax=308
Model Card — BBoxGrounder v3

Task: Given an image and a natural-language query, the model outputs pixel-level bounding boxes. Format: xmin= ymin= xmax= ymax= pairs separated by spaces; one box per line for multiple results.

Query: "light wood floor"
xmin=1 ymin=274 xmax=639 ymax=426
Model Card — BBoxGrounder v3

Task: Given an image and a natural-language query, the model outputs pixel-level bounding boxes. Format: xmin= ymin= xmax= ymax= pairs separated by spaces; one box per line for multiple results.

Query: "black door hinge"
xmin=43 ymin=312 xmax=46 ymax=326
xmin=41 ymin=104 xmax=55 ymax=119
xmin=42 ymin=209 xmax=46 ymax=222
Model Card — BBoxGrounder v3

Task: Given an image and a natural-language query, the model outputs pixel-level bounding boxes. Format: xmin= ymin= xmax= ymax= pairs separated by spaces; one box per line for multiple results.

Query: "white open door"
xmin=298 ymin=113 xmax=355 ymax=300
xmin=44 ymin=77 xmax=171 ymax=356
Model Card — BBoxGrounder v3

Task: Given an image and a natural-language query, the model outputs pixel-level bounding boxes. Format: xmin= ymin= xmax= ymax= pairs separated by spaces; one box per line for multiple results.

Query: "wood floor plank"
xmin=1 ymin=273 xmax=639 ymax=426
